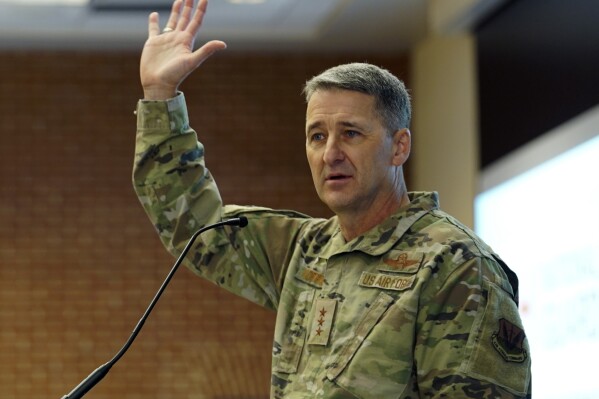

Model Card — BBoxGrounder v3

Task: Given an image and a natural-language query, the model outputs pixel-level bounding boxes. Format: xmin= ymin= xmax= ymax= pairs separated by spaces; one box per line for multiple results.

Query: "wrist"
xmin=142 ymin=86 xmax=178 ymax=101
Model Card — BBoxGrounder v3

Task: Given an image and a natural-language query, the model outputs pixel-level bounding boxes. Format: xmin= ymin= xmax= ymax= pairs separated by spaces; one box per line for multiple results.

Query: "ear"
xmin=391 ymin=128 xmax=411 ymax=166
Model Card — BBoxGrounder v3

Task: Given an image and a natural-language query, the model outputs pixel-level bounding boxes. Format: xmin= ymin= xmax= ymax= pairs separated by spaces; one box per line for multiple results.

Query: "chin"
xmin=321 ymin=196 xmax=353 ymax=214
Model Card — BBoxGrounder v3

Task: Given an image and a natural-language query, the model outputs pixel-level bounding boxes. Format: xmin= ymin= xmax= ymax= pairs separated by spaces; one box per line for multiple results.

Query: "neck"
xmin=337 ymin=190 xmax=410 ymax=242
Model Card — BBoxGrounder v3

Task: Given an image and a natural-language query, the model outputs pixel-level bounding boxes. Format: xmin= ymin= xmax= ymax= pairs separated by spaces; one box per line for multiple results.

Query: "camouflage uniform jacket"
xmin=133 ymin=93 xmax=532 ymax=398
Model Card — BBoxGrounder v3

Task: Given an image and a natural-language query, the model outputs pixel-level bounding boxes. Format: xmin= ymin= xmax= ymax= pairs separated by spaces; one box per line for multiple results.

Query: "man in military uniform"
xmin=133 ymin=0 xmax=532 ymax=397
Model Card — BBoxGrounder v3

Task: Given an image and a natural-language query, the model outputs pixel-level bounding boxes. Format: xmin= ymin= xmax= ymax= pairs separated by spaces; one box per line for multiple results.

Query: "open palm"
xmin=140 ymin=0 xmax=226 ymax=100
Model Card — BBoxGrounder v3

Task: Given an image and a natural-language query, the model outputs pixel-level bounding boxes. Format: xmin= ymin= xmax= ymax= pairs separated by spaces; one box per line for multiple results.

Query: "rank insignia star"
xmin=308 ymin=298 xmax=337 ymax=346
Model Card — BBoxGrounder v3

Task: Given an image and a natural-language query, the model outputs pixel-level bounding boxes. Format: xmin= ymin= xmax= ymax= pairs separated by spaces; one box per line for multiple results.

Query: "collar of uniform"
xmin=318 ymin=192 xmax=439 ymax=259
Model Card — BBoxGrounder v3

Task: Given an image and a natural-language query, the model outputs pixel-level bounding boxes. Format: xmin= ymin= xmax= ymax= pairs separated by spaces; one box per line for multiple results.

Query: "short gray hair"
xmin=303 ymin=62 xmax=411 ymax=132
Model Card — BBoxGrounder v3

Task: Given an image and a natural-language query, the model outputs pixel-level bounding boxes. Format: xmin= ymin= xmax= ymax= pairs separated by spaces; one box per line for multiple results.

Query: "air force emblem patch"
xmin=492 ymin=318 xmax=528 ymax=363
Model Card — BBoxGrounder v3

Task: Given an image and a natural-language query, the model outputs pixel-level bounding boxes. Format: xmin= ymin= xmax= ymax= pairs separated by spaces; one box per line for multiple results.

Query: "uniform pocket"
xmin=273 ymin=289 xmax=315 ymax=374
xmin=326 ymin=291 xmax=413 ymax=398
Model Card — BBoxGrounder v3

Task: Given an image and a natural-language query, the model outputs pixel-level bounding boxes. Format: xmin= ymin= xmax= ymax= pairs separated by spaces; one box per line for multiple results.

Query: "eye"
xmin=309 ymin=132 xmax=325 ymax=142
xmin=345 ymin=130 xmax=361 ymax=138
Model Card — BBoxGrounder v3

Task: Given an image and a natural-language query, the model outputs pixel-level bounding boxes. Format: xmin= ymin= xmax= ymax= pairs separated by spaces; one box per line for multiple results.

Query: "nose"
xmin=323 ymin=136 xmax=345 ymax=165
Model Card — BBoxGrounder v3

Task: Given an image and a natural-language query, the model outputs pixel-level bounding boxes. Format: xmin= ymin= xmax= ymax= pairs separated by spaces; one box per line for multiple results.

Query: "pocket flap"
xmin=326 ymin=291 xmax=395 ymax=380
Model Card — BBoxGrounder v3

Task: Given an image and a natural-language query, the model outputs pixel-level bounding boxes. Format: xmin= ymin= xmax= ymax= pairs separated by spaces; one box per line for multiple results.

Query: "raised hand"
xmin=140 ymin=0 xmax=227 ymax=100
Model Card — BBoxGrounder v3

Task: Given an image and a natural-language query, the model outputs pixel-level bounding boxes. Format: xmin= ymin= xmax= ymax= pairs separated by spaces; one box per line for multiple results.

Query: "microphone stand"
xmin=60 ymin=217 xmax=248 ymax=399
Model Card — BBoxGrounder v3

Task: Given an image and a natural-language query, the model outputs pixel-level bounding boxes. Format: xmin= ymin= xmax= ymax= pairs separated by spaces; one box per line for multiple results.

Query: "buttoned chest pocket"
xmin=273 ymin=289 xmax=315 ymax=374
xmin=326 ymin=291 xmax=418 ymax=399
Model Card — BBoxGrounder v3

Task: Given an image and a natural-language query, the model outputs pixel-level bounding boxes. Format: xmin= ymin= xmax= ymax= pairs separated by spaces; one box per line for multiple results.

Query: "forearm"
xmin=133 ymin=92 xmax=224 ymax=255
xmin=131 ymin=93 xmax=311 ymax=310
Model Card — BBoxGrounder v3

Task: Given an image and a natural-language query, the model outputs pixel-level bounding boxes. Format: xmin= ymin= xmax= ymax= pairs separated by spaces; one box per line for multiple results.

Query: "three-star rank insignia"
xmin=492 ymin=318 xmax=528 ymax=363
xmin=307 ymin=298 xmax=337 ymax=346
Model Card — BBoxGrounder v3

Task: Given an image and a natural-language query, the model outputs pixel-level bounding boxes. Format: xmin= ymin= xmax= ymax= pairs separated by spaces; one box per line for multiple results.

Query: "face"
xmin=305 ymin=89 xmax=410 ymax=216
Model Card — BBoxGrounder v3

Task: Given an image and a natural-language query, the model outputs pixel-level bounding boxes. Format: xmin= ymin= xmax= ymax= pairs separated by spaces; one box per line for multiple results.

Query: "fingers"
xmin=186 ymin=0 xmax=208 ymax=36
xmin=148 ymin=12 xmax=160 ymax=37
xmin=147 ymin=0 xmax=181 ymax=37
xmin=176 ymin=0 xmax=194 ymax=31
xmin=149 ymin=0 xmax=212 ymax=37
xmin=164 ymin=0 xmax=183 ymax=32
xmin=161 ymin=0 xmax=199 ymax=33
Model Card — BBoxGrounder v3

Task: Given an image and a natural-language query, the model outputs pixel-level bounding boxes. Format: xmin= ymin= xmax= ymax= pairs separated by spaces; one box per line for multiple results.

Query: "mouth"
xmin=325 ymin=173 xmax=352 ymax=182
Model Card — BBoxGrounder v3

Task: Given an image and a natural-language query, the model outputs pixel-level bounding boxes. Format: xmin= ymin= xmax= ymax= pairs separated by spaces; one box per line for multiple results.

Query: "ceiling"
xmin=0 ymin=0 xmax=431 ymax=53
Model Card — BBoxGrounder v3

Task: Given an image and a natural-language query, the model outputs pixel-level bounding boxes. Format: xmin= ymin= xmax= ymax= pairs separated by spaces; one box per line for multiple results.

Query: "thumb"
xmin=190 ymin=40 xmax=227 ymax=68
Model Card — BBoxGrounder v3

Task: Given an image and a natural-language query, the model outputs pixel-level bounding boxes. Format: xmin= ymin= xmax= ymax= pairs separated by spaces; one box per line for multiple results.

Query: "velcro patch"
xmin=295 ymin=267 xmax=325 ymax=288
xmin=492 ymin=318 xmax=528 ymax=363
xmin=359 ymin=272 xmax=415 ymax=292
xmin=308 ymin=298 xmax=337 ymax=346
xmin=380 ymin=252 xmax=423 ymax=272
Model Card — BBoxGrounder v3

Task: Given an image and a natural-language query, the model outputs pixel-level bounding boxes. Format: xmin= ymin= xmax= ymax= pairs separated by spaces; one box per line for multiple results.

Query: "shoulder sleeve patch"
xmin=465 ymin=280 xmax=531 ymax=396
xmin=492 ymin=318 xmax=528 ymax=363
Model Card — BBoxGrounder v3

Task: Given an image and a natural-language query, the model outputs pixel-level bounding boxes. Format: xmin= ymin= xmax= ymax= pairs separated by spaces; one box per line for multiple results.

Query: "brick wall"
xmin=0 ymin=50 xmax=409 ymax=398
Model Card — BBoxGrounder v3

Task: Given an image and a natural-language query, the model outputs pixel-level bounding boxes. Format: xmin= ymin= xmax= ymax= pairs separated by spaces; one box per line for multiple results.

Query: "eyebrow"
xmin=306 ymin=120 xmax=366 ymax=134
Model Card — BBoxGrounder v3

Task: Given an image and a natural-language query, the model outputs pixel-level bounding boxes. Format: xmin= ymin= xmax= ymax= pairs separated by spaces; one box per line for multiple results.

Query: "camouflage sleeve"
xmin=414 ymin=256 xmax=532 ymax=398
xmin=133 ymin=93 xmax=224 ymax=245
xmin=132 ymin=93 xmax=313 ymax=310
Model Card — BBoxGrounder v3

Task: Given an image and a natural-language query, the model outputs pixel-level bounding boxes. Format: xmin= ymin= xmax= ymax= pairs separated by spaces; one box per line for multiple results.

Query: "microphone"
xmin=61 ymin=216 xmax=248 ymax=399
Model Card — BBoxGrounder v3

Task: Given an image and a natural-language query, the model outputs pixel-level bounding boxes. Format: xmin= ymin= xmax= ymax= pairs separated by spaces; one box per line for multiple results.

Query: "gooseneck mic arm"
xmin=61 ymin=216 xmax=248 ymax=399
